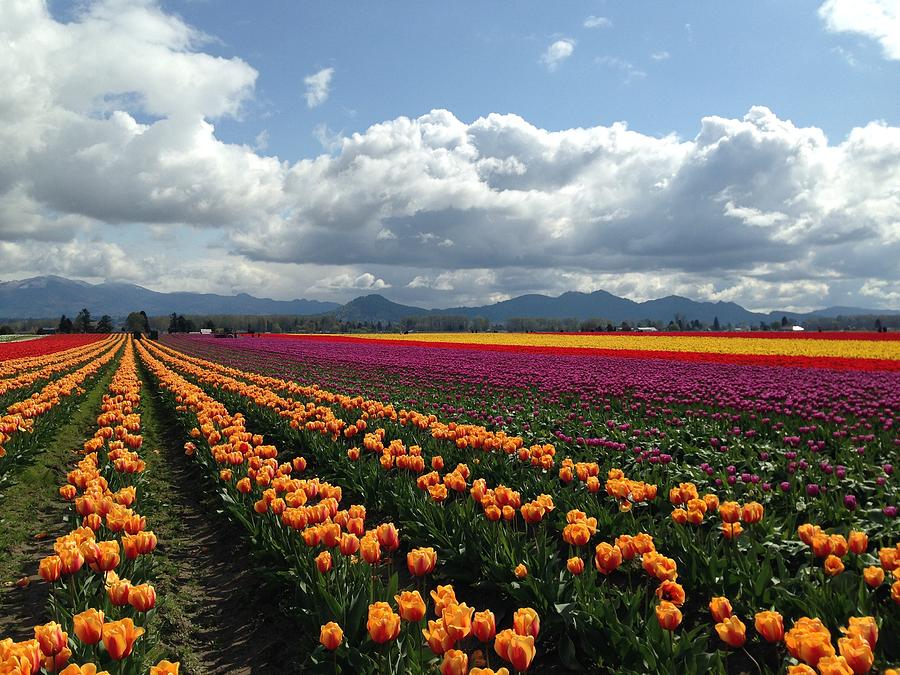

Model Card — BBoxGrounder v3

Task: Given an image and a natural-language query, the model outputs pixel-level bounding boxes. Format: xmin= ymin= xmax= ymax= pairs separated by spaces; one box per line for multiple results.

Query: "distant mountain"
xmin=332 ymin=295 xmax=427 ymax=324
xmin=0 ymin=276 xmax=340 ymax=319
xmin=1 ymin=275 xmax=896 ymax=326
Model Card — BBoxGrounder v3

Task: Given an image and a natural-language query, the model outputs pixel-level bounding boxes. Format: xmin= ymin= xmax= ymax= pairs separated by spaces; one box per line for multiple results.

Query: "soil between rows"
xmin=137 ymin=364 xmax=306 ymax=674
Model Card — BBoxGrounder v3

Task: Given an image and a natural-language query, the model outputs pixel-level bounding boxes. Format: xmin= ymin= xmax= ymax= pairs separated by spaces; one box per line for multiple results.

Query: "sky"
xmin=0 ymin=0 xmax=899 ymax=312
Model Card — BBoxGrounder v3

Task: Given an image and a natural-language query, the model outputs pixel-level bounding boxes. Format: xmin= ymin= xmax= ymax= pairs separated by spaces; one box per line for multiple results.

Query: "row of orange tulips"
xmin=2 ymin=339 xmax=177 ymax=675
xmin=137 ymin=337 xmax=550 ymax=673
xmin=0 ymin=337 xmax=124 ymax=468
xmin=0 ymin=338 xmax=118 ymax=395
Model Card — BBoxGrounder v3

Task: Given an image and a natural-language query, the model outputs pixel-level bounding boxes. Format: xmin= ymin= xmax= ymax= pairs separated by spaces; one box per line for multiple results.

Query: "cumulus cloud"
xmin=583 ymin=16 xmax=612 ymax=29
xmin=819 ymin=0 xmax=900 ymax=60
xmin=304 ymin=67 xmax=335 ymax=108
xmin=540 ymin=39 xmax=575 ymax=71
xmin=1 ymin=1 xmax=899 ymax=311
xmin=311 ymin=272 xmax=390 ymax=292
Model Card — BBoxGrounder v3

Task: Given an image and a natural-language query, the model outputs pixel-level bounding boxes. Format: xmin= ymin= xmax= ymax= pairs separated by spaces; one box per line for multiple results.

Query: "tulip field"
xmin=0 ymin=332 xmax=898 ymax=674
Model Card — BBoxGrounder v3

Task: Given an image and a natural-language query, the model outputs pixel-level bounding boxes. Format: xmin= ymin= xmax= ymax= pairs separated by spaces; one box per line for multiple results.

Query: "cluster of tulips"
xmin=1 ymin=340 xmax=178 ymax=675
xmin=139 ymin=336 xmax=549 ymax=673
xmin=0 ymin=336 xmax=123 ymax=470
xmin=317 ymin=581 xmax=540 ymax=674
xmin=798 ymin=524 xmax=900 ymax=596
xmin=666 ymin=480 xmax=764 ymax=538
xmin=702 ymin=596 xmax=886 ymax=675
xmin=142 ymin=339 xmax=549 ymax=470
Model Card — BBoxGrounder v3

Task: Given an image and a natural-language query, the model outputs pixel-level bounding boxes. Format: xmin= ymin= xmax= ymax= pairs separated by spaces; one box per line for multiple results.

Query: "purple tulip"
xmin=806 ymin=484 xmax=820 ymax=497
xmin=843 ymin=495 xmax=857 ymax=510
xmin=883 ymin=506 xmax=897 ymax=518
xmin=780 ymin=481 xmax=791 ymax=492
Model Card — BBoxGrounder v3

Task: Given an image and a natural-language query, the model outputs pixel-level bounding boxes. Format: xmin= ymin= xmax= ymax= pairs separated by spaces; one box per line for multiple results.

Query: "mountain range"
xmin=1 ymin=275 xmax=897 ymax=326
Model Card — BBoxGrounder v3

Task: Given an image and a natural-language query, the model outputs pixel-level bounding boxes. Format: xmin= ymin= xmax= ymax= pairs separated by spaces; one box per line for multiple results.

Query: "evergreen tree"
xmin=96 ymin=315 xmax=114 ymax=333
xmin=58 ymin=315 xmax=73 ymax=333
xmin=713 ymin=316 xmax=720 ymax=330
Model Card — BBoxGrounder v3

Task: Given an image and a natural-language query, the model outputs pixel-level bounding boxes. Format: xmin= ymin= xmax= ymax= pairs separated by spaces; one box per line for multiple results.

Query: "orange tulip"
xmin=93 ymin=541 xmax=119 ymax=572
xmin=319 ymin=622 xmax=343 ymax=651
xmin=562 ymin=522 xmax=591 ymax=546
xmin=816 ymin=656 xmax=855 ymax=675
xmin=44 ymin=647 xmax=73 ymax=673
xmin=423 ymin=620 xmax=455 ymax=655
xmin=848 ymin=531 xmax=868 ymax=555
xmin=824 ymin=555 xmax=845 ymax=576
xmin=440 ymin=649 xmax=468 ymax=675
xmin=73 ymin=609 xmax=104 ymax=645
xmin=708 ymin=597 xmax=732 ymax=623
xmin=149 ymin=661 xmax=180 ymax=675
xmin=470 ymin=669 xmax=509 ymax=675
xmin=407 ymin=547 xmax=437 ymax=576
xmin=339 ymin=532 xmax=360 ymax=556
xmin=514 ymin=563 xmax=528 ymax=579
xmin=741 ymin=501 xmax=764 ymax=524
xmin=431 ymin=585 xmax=457 ymax=616
xmin=367 ymin=602 xmax=400 ymax=644
xmin=102 ymin=618 xmax=144 ymax=660
xmin=722 ymin=522 xmax=743 ymax=539
xmin=59 ymin=665 xmax=109 ymax=675
xmin=39 ymin=555 xmax=62 ymax=583
xmin=34 ymin=622 xmax=67 ymax=656
xmin=512 ymin=607 xmax=540 ymax=639
xmin=842 ymin=616 xmax=877 ymax=649
xmin=656 ymin=601 xmax=682 ymax=630
xmin=892 ymin=578 xmax=900 ymax=603
xmin=754 ymin=611 xmax=784 ymax=643
xmin=715 ymin=616 xmax=747 ymax=648
xmin=655 ymin=580 xmax=685 ymax=606
xmin=107 ymin=577 xmax=131 ymax=606
xmin=493 ymin=628 xmax=515 ymax=661
xmin=506 ymin=634 xmax=536 ymax=671
xmin=473 ymin=610 xmax=496 ymax=643
xmin=315 ymin=551 xmax=332 ymax=574
xmin=128 ymin=583 xmax=156 ymax=612
xmin=718 ymin=501 xmax=741 ymax=523
xmin=442 ymin=603 xmax=474 ymax=642
xmin=787 ymin=666 xmax=817 ymax=675
xmin=594 ymin=542 xmax=622 ymax=575
xmin=566 ymin=556 xmax=585 ymax=576
xmin=395 ymin=591 xmax=426 ymax=622
xmin=863 ymin=567 xmax=884 ymax=588
xmin=837 ymin=634 xmax=874 ymax=674
xmin=360 ymin=536 xmax=381 ymax=564
xmin=59 ymin=546 xmax=85 ymax=575
xmin=376 ymin=523 xmax=400 ymax=552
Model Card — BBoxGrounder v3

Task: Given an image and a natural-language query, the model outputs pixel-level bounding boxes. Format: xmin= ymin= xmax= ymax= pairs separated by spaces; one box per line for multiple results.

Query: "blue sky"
xmin=159 ymin=0 xmax=899 ymax=159
xmin=2 ymin=0 xmax=899 ymax=312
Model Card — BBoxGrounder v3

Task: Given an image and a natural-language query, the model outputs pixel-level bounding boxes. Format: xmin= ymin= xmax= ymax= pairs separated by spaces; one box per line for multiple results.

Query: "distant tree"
xmin=168 ymin=313 xmax=178 ymax=333
xmin=713 ymin=316 xmax=720 ymax=331
xmin=58 ymin=315 xmax=73 ymax=333
xmin=0 ymin=325 xmax=12 ymax=335
xmin=95 ymin=315 xmax=113 ymax=333
xmin=125 ymin=311 xmax=149 ymax=333
xmin=620 ymin=321 xmax=631 ymax=332
xmin=759 ymin=321 xmax=768 ymax=331
xmin=72 ymin=308 xmax=92 ymax=333
xmin=875 ymin=318 xmax=883 ymax=332
xmin=203 ymin=319 xmax=215 ymax=330
xmin=606 ymin=323 xmax=615 ymax=332
xmin=781 ymin=316 xmax=789 ymax=327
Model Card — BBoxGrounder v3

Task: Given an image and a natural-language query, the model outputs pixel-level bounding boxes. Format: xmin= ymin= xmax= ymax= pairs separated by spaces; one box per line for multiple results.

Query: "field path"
xmin=138 ymin=368 xmax=305 ymax=674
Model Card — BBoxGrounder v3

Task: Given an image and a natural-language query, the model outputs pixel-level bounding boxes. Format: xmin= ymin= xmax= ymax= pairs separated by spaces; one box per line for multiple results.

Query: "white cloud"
xmin=595 ymin=56 xmax=646 ymax=82
xmin=819 ymin=0 xmax=900 ymax=60
xmin=304 ymin=67 xmax=334 ymax=108
xmin=651 ymin=51 xmax=670 ymax=61
xmin=311 ymin=272 xmax=390 ymax=292
xmin=254 ymin=129 xmax=270 ymax=151
xmin=540 ymin=39 xmax=575 ymax=71
xmin=0 ymin=1 xmax=898 ymax=312
xmin=583 ymin=16 xmax=612 ymax=29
